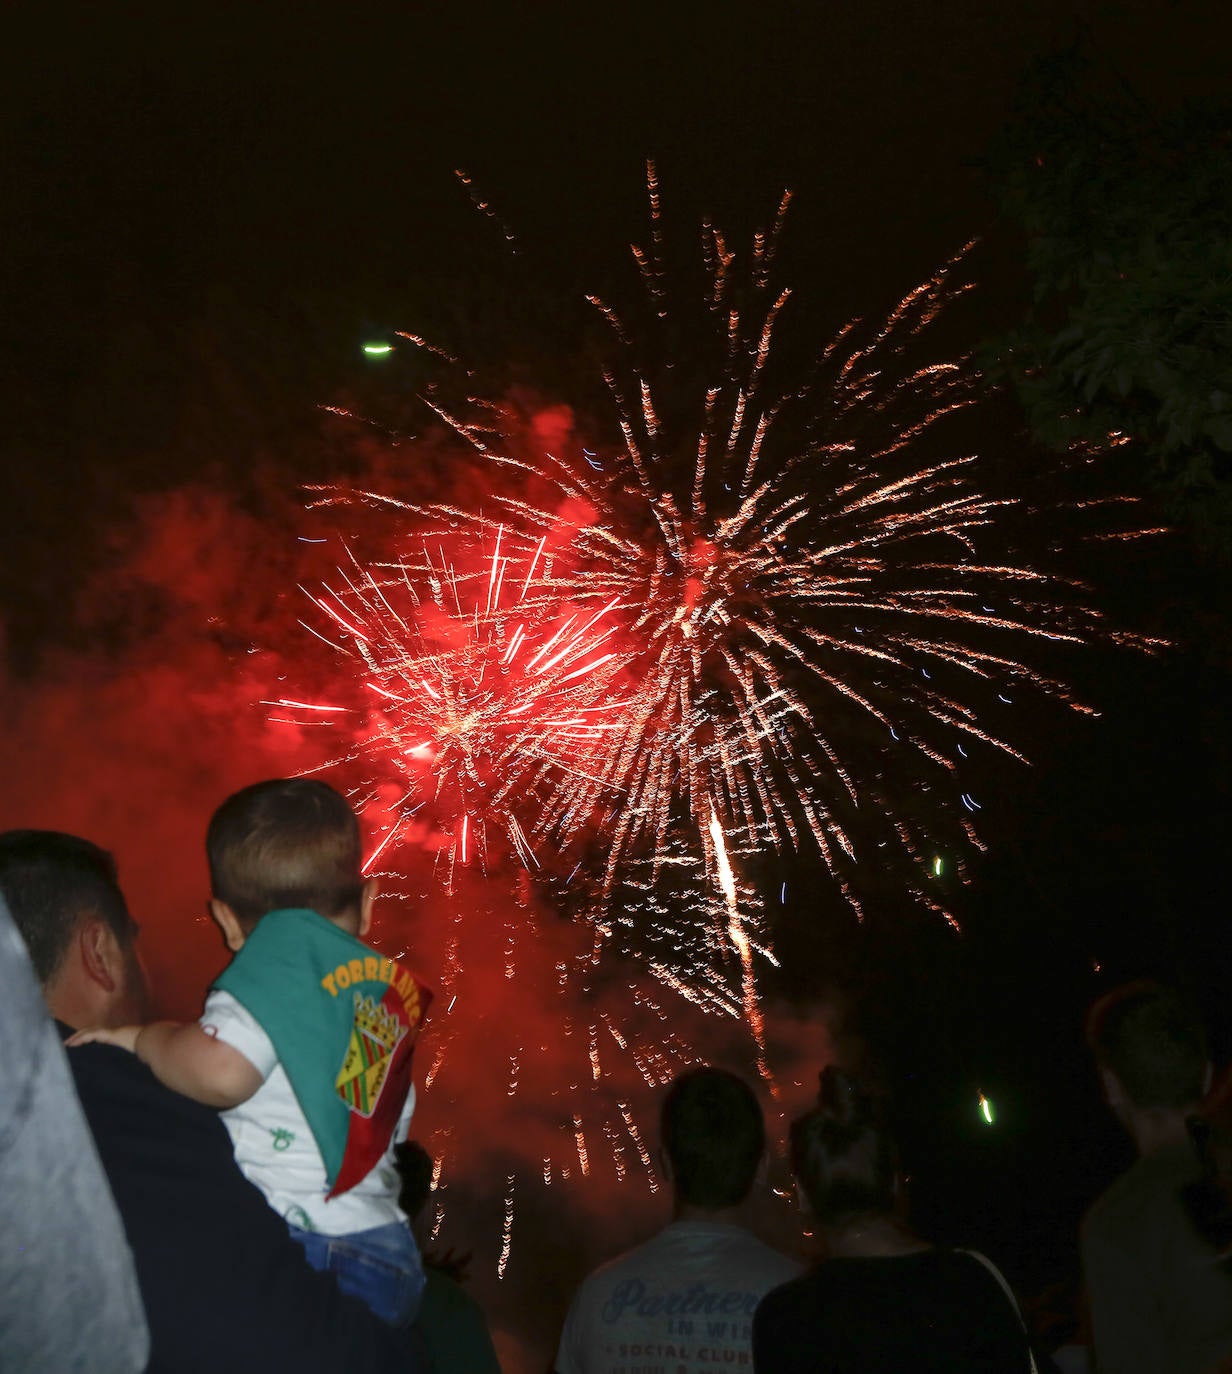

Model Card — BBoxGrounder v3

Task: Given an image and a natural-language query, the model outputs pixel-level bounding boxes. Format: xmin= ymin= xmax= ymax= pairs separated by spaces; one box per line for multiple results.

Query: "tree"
xmin=985 ymin=53 xmax=1232 ymax=551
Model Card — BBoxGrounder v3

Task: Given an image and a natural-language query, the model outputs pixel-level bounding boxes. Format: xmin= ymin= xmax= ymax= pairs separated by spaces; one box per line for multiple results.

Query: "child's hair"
xmin=206 ymin=779 xmax=364 ymax=931
xmin=791 ymin=1066 xmax=897 ymax=1224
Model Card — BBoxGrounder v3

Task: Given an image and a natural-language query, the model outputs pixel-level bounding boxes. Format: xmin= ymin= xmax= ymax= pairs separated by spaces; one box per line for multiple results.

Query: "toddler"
xmin=73 ymin=779 xmax=432 ymax=1326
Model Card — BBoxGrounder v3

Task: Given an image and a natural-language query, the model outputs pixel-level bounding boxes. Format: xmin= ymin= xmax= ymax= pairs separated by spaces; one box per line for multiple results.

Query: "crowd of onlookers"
xmin=1 ymin=779 xmax=1231 ymax=1373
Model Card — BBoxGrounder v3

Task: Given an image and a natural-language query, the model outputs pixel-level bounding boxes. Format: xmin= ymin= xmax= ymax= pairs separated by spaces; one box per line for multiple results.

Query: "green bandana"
xmin=215 ymin=908 xmax=431 ymax=1197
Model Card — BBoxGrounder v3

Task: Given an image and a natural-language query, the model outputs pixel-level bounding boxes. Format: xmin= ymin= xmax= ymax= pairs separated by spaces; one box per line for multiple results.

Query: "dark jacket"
xmin=66 ymin=1034 xmax=424 ymax=1374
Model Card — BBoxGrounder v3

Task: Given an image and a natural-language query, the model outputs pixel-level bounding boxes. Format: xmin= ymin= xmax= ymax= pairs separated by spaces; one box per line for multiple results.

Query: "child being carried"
xmin=73 ymin=778 xmax=432 ymax=1327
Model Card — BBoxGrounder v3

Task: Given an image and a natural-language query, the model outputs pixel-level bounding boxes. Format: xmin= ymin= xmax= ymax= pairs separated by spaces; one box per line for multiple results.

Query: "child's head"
xmin=206 ymin=779 xmax=371 ymax=949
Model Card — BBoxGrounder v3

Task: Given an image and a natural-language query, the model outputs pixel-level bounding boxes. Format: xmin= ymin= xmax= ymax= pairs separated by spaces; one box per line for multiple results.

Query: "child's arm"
xmin=68 ymin=1022 xmax=263 ymax=1109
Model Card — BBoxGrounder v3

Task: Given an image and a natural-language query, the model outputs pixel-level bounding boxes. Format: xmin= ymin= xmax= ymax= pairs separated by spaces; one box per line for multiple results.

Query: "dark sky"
xmin=5 ymin=1 xmax=1229 ymax=413
xmin=3 ymin=3 xmax=1231 ymax=1367
xmin=3 ymin=1 xmax=1229 ymax=506
xmin=3 ymin=0 xmax=1229 ymax=650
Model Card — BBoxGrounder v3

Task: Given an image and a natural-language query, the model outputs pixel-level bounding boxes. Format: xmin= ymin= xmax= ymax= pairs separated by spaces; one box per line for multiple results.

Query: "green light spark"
xmin=979 ymin=1093 xmax=995 ymax=1125
xmin=362 ymin=342 xmax=394 ymax=356
xmin=932 ymin=855 xmax=943 ymax=877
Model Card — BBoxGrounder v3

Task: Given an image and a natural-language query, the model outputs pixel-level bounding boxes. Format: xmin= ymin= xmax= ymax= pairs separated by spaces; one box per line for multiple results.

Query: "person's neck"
xmin=672 ymin=1199 xmax=745 ymax=1227
xmin=823 ymin=1212 xmax=931 ymax=1259
xmin=1127 ymin=1105 xmax=1195 ymax=1159
xmin=44 ymin=979 xmax=102 ymax=1033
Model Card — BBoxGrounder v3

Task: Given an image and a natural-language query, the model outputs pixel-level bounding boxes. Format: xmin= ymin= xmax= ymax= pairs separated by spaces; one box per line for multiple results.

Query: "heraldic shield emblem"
xmin=335 ymin=991 xmax=408 ymax=1118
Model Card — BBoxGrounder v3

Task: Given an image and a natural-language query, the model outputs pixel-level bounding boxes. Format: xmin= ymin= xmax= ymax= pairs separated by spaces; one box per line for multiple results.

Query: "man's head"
xmin=1087 ymin=981 xmax=1210 ymax=1143
xmin=206 ymin=778 xmax=373 ymax=950
xmin=660 ymin=1067 xmax=765 ymax=1212
xmin=0 ymin=830 xmax=147 ymax=1028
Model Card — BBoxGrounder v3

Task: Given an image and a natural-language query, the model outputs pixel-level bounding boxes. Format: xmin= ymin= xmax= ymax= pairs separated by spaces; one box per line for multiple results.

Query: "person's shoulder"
xmin=710 ymin=1223 xmax=804 ymax=1281
xmin=947 ymin=1248 xmax=1020 ymax=1297
xmin=419 ymin=1269 xmax=500 ymax=1366
xmin=724 ymin=1224 xmax=797 ymax=1259
xmin=68 ymin=1038 xmax=202 ymax=1107
xmin=1082 ymin=1154 xmax=1167 ymax=1247
xmin=578 ymin=1229 xmax=661 ymax=1286
xmin=756 ymin=1265 xmax=820 ymax=1308
xmin=1086 ymin=1146 xmax=1207 ymax=1255
xmin=1082 ymin=1171 xmax=1129 ymax=1238
xmin=564 ymin=1225 xmax=675 ymax=1315
xmin=753 ymin=1265 xmax=826 ymax=1340
xmin=422 ymin=1267 xmax=479 ymax=1313
xmin=574 ymin=1221 xmax=800 ymax=1300
xmin=68 ymin=1040 xmax=230 ymax=1148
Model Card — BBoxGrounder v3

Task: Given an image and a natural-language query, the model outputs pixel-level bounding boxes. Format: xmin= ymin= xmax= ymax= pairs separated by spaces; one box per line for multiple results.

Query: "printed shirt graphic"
xmin=211 ymin=908 xmax=431 ymax=1200
xmin=555 ymin=1220 xmax=803 ymax=1374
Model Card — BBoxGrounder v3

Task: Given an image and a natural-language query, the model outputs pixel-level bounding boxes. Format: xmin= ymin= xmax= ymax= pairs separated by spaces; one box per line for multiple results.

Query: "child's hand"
xmin=66 ymin=1025 xmax=142 ymax=1054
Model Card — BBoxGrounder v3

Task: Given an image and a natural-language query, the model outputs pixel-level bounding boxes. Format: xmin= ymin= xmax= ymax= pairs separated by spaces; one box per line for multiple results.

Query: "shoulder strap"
xmin=959 ymin=1250 xmax=1040 ymax=1374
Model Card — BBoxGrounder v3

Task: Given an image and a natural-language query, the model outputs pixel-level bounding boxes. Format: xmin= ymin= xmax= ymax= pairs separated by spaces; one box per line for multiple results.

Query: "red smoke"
xmin=0 ymin=406 xmax=831 ymax=1372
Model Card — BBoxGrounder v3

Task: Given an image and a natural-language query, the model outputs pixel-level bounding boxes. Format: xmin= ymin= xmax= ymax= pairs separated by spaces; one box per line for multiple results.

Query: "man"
xmin=0 ymin=829 xmax=423 ymax=1374
xmin=555 ymin=1066 xmax=801 ymax=1374
xmin=1083 ymin=980 xmax=1232 ymax=1374
xmin=0 ymin=890 xmax=148 ymax=1372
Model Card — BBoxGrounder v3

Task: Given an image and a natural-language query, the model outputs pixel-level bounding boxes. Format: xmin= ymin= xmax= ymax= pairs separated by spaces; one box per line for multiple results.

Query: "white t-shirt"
xmin=556 ymin=1220 xmax=803 ymax=1374
xmin=201 ymin=988 xmax=414 ymax=1235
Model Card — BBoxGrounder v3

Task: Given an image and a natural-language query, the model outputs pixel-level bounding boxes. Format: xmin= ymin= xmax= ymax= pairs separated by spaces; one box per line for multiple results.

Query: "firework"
xmin=349 ymin=170 xmax=1161 ymax=953
xmin=275 ymin=171 xmax=1162 ymax=1267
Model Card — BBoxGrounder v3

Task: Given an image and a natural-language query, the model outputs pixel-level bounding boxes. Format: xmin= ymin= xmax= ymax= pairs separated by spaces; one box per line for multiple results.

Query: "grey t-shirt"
xmin=1082 ymin=1141 xmax=1232 ymax=1374
xmin=0 ymin=897 xmax=149 ymax=1373
xmin=556 ymin=1219 xmax=802 ymax=1374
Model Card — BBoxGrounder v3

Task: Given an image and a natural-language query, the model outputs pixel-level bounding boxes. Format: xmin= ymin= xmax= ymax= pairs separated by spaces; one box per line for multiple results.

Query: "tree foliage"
xmin=986 ymin=53 xmax=1232 ymax=548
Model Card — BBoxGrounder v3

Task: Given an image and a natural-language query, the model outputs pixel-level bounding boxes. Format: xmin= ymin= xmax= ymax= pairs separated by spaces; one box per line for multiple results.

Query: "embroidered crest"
xmin=334 ymin=991 xmax=407 ymax=1117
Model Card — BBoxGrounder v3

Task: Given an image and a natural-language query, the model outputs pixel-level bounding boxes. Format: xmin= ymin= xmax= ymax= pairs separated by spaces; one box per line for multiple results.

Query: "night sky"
xmin=3 ymin=5 xmax=1231 ymax=1369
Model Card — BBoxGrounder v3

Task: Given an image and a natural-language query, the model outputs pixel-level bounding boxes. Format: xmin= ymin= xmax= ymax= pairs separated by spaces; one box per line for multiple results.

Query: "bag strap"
xmin=959 ymin=1249 xmax=1040 ymax=1374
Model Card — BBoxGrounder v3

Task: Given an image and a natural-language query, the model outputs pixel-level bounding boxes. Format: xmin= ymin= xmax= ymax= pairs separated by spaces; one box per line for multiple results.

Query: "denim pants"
xmin=288 ymin=1217 xmax=425 ymax=1326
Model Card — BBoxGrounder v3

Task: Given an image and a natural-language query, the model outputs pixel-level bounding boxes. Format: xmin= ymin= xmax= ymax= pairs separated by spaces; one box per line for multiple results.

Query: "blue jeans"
xmin=288 ymin=1218 xmax=425 ymax=1327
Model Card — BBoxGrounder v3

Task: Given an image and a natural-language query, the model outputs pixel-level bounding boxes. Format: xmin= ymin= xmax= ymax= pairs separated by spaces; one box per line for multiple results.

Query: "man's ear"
xmin=79 ymin=918 xmax=123 ymax=992
xmin=656 ymin=1147 xmax=674 ymax=1188
xmin=358 ymin=878 xmax=378 ymax=939
xmin=208 ymin=899 xmax=247 ymax=952
xmin=1100 ymin=1066 xmax=1128 ymax=1109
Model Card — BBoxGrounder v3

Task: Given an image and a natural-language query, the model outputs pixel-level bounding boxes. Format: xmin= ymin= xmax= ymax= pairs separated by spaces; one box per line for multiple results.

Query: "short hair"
xmin=661 ymin=1067 xmax=765 ymax=1208
xmin=1086 ymin=981 xmax=1209 ymax=1109
xmin=206 ymin=779 xmax=364 ymax=930
xmin=0 ymin=830 xmax=135 ymax=985
xmin=791 ymin=1067 xmax=896 ymax=1224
